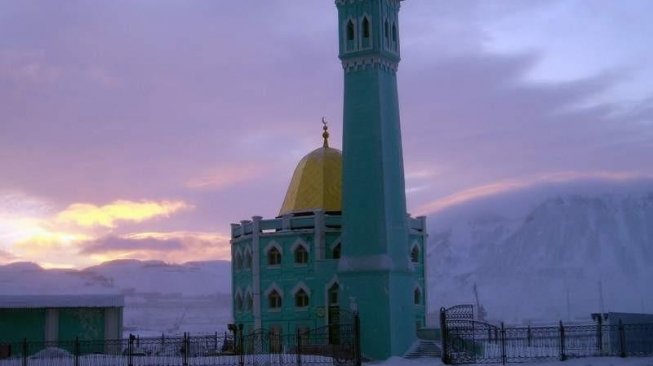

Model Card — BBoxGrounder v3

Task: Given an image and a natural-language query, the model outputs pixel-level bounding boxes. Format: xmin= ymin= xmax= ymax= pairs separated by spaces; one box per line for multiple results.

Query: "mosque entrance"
xmin=328 ymin=306 xmax=341 ymax=344
xmin=328 ymin=283 xmax=340 ymax=344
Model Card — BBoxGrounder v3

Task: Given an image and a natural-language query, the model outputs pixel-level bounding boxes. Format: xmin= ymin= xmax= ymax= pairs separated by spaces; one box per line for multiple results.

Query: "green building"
xmin=0 ymin=295 xmax=123 ymax=347
xmin=230 ymin=0 xmax=427 ymax=360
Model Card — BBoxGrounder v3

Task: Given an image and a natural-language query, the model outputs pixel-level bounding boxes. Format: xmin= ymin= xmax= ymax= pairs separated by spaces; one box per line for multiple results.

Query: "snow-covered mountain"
xmin=428 ymin=187 xmax=653 ymax=324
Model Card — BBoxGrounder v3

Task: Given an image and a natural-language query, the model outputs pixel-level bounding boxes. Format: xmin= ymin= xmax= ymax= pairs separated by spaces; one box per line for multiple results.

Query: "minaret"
xmin=336 ymin=0 xmax=415 ymax=359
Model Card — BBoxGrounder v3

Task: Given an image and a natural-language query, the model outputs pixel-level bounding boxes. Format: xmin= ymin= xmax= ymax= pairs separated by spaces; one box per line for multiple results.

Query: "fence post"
xmin=128 ymin=334 xmax=135 ymax=366
xmin=440 ymin=307 xmax=449 ymax=364
xmin=527 ymin=325 xmax=532 ymax=347
xmin=238 ymin=325 xmax=244 ymax=366
xmin=596 ymin=316 xmax=603 ymax=354
xmin=296 ymin=328 xmax=302 ymax=366
xmin=354 ymin=311 xmax=361 ymax=366
xmin=559 ymin=321 xmax=566 ymax=361
xmin=74 ymin=337 xmax=80 ymax=366
xmin=618 ymin=320 xmax=626 ymax=358
xmin=500 ymin=322 xmax=506 ymax=365
xmin=183 ymin=332 xmax=189 ymax=366
xmin=21 ymin=338 xmax=27 ymax=366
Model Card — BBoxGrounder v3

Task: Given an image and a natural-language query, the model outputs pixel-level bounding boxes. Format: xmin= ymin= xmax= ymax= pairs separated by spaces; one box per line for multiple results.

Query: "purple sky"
xmin=1 ymin=1 xmax=652 ymax=268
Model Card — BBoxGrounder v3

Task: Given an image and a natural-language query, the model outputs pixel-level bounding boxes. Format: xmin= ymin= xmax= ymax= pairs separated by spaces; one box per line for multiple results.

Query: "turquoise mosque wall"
xmin=230 ymin=213 xmax=427 ymax=341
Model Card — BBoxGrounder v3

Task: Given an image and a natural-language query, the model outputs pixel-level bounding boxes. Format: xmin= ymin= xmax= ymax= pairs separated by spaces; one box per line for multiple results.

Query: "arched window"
xmin=294 ymin=245 xmax=308 ymax=264
xmin=267 ymin=247 xmax=281 ymax=266
xmin=268 ymin=290 xmax=282 ymax=309
xmin=362 ymin=17 xmax=370 ymax=38
xmin=246 ymin=292 xmax=253 ymax=311
xmin=295 ymin=289 xmax=309 ymax=308
xmin=414 ymin=287 xmax=421 ymax=305
xmin=328 ymin=283 xmax=339 ymax=306
xmin=235 ymin=252 xmax=242 ymax=271
xmin=245 ymin=250 xmax=252 ymax=269
xmin=236 ymin=293 xmax=243 ymax=311
xmin=411 ymin=245 xmax=420 ymax=263
xmin=346 ymin=20 xmax=355 ymax=41
xmin=384 ymin=20 xmax=390 ymax=47
xmin=332 ymin=243 xmax=341 ymax=259
xmin=392 ymin=23 xmax=397 ymax=50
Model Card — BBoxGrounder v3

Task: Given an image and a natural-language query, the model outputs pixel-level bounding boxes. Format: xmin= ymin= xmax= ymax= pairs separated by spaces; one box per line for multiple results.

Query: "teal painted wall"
xmin=0 ymin=309 xmax=45 ymax=343
xmin=0 ymin=306 xmax=115 ymax=355
xmin=58 ymin=308 xmax=104 ymax=341
xmin=341 ymin=67 xmax=408 ymax=260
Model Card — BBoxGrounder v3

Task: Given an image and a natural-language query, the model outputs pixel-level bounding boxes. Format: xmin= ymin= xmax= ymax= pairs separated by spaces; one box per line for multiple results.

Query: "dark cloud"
xmin=77 ymin=232 xmax=231 ymax=263
xmin=80 ymin=236 xmax=184 ymax=255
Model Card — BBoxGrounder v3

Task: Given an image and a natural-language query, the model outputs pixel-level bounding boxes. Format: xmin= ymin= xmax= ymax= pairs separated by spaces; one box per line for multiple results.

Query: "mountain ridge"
xmin=428 ymin=188 xmax=653 ymax=324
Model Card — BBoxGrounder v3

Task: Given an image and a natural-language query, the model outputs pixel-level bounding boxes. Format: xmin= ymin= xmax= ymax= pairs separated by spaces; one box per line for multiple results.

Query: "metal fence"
xmin=440 ymin=306 xmax=653 ymax=364
xmin=0 ymin=316 xmax=360 ymax=366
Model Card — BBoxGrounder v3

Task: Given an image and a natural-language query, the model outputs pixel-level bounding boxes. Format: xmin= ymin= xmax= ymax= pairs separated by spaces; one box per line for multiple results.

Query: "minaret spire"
xmin=322 ymin=117 xmax=330 ymax=148
xmin=336 ymin=0 xmax=415 ymax=360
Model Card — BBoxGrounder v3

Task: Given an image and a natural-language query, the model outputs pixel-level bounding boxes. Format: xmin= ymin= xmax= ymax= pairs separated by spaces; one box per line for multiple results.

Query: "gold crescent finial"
xmin=322 ymin=117 xmax=329 ymax=148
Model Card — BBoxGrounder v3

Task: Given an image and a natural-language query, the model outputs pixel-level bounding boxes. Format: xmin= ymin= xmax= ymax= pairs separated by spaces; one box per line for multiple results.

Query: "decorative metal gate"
xmin=440 ymin=305 xmax=503 ymax=364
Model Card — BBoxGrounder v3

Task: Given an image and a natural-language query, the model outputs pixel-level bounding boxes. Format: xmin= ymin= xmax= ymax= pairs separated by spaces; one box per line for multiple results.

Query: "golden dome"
xmin=279 ymin=121 xmax=342 ymax=216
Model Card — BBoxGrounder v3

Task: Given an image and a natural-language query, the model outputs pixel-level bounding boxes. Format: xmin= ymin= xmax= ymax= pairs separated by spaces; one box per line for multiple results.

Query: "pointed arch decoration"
xmin=410 ymin=242 xmax=420 ymax=263
xmin=347 ymin=19 xmax=355 ymax=41
xmin=414 ymin=285 xmax=422 ymax=305
xmin=265 ymin=283 xmax=284 ymax=310
xmin=264 ymin=241 xmax=283 ymax=266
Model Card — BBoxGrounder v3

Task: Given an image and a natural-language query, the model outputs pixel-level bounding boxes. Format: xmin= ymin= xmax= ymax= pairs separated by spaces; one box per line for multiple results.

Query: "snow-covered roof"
xmin=0 ymin=295 xmax=124 ymax=309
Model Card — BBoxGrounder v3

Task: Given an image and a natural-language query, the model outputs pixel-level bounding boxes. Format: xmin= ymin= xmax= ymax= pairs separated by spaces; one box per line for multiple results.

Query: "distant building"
xmin=0 ymin=295 xmax=123 ymax=346
xmin=230 ymin=0 xmax=429 ymax=360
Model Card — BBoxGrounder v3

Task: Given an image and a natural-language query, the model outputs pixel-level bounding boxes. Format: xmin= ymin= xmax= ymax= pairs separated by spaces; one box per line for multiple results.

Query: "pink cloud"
xmin=415 ymin=171 xmax=653 ymax=216
xmin=185 ymin=164 xmax=270 ymax=190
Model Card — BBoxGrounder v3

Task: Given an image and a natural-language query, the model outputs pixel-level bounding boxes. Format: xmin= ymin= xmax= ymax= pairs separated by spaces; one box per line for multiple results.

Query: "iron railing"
xmin=0 ymin=315 xmax=361 ymax=366
xmin=440 ymin=306 xmax=653 ymax=364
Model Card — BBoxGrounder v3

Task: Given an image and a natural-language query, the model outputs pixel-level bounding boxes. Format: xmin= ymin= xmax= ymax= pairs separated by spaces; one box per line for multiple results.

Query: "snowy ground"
xmin=375 ymin=357 xmax=653 ymax=366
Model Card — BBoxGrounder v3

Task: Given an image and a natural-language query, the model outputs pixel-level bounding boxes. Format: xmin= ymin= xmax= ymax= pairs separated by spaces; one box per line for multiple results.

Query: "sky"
xmin=1 ymin=1 xmax=652 ymax=269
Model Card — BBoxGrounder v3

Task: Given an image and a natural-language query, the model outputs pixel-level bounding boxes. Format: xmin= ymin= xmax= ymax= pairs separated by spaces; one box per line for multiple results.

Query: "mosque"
xmin=230 ymin=0 xmax=427 ymax=360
